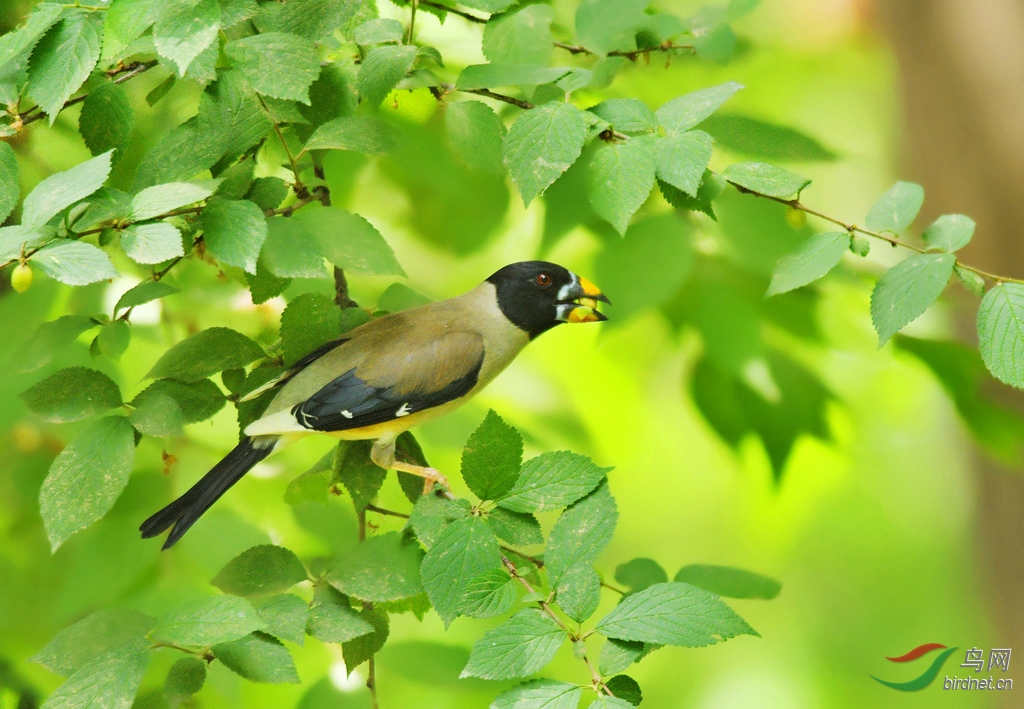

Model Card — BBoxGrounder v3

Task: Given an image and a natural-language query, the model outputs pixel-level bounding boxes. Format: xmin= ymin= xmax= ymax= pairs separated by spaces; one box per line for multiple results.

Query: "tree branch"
xmin=459 ymin=88 xmax=534 ymax=110
xmin=418 ymin=0 xmax=487 ymax=23
xmin=727 ymin=181 xmax=1024 ymax=287
xmin=554 ymin=40 xmax=696 ymax=59
xmin=20 ymin=60 xmax=158 ymax=127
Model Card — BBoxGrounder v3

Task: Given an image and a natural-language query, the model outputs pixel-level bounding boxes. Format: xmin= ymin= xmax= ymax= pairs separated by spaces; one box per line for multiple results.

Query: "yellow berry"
xmin=11 ymin=263 xmax=32 ymax=293
xmin=786 ymin=207 xmax=807 ymax=228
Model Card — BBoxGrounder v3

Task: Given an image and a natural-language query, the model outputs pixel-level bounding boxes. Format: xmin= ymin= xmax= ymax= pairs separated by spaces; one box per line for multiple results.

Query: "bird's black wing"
xmin=290 ymin=358 xmax=483 ymax=432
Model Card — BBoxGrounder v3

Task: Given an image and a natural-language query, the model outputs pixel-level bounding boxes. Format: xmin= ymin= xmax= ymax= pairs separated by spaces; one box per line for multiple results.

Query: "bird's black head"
xmin=487 ymin=261 xmax=609 ymax=339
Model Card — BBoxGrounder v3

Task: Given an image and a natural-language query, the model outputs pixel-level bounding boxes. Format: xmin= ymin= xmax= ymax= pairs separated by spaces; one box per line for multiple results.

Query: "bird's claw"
xmin=422 ymin=468 xmax=450 ymax=495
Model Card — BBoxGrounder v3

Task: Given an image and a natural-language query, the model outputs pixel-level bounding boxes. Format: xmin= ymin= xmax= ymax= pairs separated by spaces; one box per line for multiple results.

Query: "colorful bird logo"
xmin=872 ymin=643 xmax=959 ymax=691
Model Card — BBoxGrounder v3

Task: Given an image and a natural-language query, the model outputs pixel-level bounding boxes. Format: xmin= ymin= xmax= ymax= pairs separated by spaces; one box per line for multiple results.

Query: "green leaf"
xmin=213 ymin=632 xmax=299 ymax=683
xmin=0 ymin=2 xmax=63 ymax=74
xmin=213 ymin=545 xmax=308 ymax=597
xmin=256 ymin=593 xmax=309 ymax=645
xmin=978 ymin=283 xmax=1024 ymax=388
xmin=201 ymin=198 xmax=268 ymax=274
xmin=333 ymin=439 xmax=387 ymax=511
xmin=153 ymin=596 xmax=264 ymax=646
xmin=165 ymin=656 xmax=206 ymax=707
xmin=146 ymin=327 xmax=265 ymax=382
xmin=328 ymin=532 xmax=424 ymax=602
xmin=97 ymin=319 xmax=131 ymax=360
xmin=596 ymin=582 xmax=757 ymax=646
xmin=483 ymin=6 xmax=555 ymax=65
xmin=377 ymin=282 xmax=431 ymax=313
xmin=121 ymin=222 xmax=184 ymax=265
xmin=39 ymin=416 xmax=135 ymax=551
xmin=498 ymin=451 xmax=612 ymax=513
xmin=455 ymin=64 xmax=569 ymax=91
xmin=955 ymin=265 xmax=986 ymax=298
xmin=154 ymin=0 xmax=221 ymax=76
xmin=261 ymin=217 xmax=326 ymax=279
xmin=353 ymin=18 xmax=404 ymax=45
xmin=589 ymin=99 xmax=657 ymax=135
xmin=248 ymin=177 xmax=290 ymax=212
xmin=421 ymin=516 xmax=503 ymax=626
xmin=27 ymin=11 xmax=102 ymax=123
xmin=12 ymin=315 xmax=99 ymax=372
xmin=132 ymin=378 xmax=225 ymax=423
xmin=461 ymin=609 xmax=564 ymax=680
xmin=303 ymin=116 xmax=399 ymax=154
xmin=865 ymin=181 xmax=925 ymax=233
xmin=575 ymin=0 xmax=648 ymax=55
xmin=722 ymin=161 xmax=810 ymax=199
xmin=554 ymin=562 xmax=601 ymax=623
xmin=461 ymin=410 xmax=524 ymax=500
xmin=33 ymin=241 xmax=117 ymax=286
xmin=504 ymin=101 xmax=587 ymax=206
xmin=487 ymin=507 xmax=543 ymax=546
xmin=102 ymin=0 xmax=163 ymax=60
xmin=655 ymin=82 xmax=743 ymax=136
xmin=225 ymin=32 xmax=321 ymax=103
xmin=409 ymin=494 xmax=471 ymax=548
xmin=699 ymin=114 xmax=836 ymax=162
xmin=659 ymin=169 xmax=725 ymax=219
xmin=588 ymin=695 xmax=635 ymax=709
xmin=599 ymin=638 xmax=649 ymax=676
xmin=767 ymin=231 xmax=851 ymax=296
xmin=79 ymin=80 xmax=134 ymax=158
xmin=22 ymin=150 xmax=113 ymax=229
xmin=604 ymin=675 xmax=642 ymax=706
xmin=31 ymin=609 xmax=155 ymax=677
xmin=131 ymin=182 xmax=214 ymax=220
xmin=246 ymin=261 xmax=291 ymax=304
xmin=306 ymin=584 xmax=375 ymax=643
xmin=656 ymin=131 xmax=713 ymax=197
xmin=546 ymin=480 xmax=617 ymax=583
xmin=39 ymin=637 xmax=150 ymax=709
xmin=258 ymin=0 xmax=358 ymax=41
xmin=357 ymin=44 xmax=417 ymax=107
xmin=279 ymin=292 xmax=342 ymax=367
xmin=341 ymin=607 xmax=389 ymax=671
xmin=615 ymin=558 xmax=668 ymax=594
xmin=870 ymin=253 xmax=955 ymax=346
xmin=594 ymin=212 xmax=692 ymax=319
xmin=21 ymin=367 xmax=122 ymax=423
xmin=587 ymin=136 xmax=658 ymax=235
xmin=115 ymin=281 xmax=180 ymax=314
xmin=298 ymin=206 xmax=405 ymax=276
xmin=922 ymin=213 xmax=975 ymax=253
xmin=460 ymin=0 xmax=518 ymax=12
xmin=0 ymin=141 xmax=17 ymax=224
xmin=128 ymin=391 xmax=183 ymax=437
xmin=674 ymin=564 xmax=781 ymax=599
xmin=460 ymin=568 xmax=517 ymax=619
xmin=445 ymin=101 xmax=506 ymax=174
xmin=492 ymin=680 xmax=582 ymax=709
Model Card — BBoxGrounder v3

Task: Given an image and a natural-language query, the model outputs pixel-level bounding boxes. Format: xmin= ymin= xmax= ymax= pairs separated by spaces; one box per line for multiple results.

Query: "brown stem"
xmin=365 ymin=503 xmax=410 ymax=519
xmin=418 ymin=0 xmax=486 ymax=23
xmin=20 ymin=60 xmax=157 ymax=127
xmin=334 ymin=267 xmax=359 ymax=309
xmin=460 ymin=88 xmax=534 ymax=110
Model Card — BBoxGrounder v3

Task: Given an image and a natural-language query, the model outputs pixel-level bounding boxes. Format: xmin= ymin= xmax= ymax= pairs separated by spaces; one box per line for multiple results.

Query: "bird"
xmin=140 ymin=261 xmax=609 ymax=549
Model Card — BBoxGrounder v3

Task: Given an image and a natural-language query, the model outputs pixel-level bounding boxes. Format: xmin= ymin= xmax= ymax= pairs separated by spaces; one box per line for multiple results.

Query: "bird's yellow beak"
xmin=557 ymin=275 xmax=610 ymax=323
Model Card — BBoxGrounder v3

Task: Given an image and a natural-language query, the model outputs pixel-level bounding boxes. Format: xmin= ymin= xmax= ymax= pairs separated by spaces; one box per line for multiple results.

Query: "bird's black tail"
xmin=140 ymin=436 xmax=277 ymax=549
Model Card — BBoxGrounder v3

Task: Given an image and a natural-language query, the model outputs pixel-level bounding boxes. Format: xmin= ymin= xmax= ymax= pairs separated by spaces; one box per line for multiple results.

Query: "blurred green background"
xmin=3 ymin=0 xmax=1022 ymax=707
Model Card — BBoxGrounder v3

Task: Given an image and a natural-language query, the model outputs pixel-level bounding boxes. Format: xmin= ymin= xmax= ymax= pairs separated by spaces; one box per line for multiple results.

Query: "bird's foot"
xmin=421 ymin=467 xmax=450 ymax=495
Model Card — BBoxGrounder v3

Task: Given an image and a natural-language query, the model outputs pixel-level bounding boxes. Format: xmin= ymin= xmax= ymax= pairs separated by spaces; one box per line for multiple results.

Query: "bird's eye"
xmin=536 ymin=273 xmax=552 ymax=287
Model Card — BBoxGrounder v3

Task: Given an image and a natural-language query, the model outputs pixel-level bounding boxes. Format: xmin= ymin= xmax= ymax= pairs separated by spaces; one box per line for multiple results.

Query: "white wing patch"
xmin=341 ymin=410 xmax=354 ymax=419
xmin=244 ymin=409 xmax=309 ymax=437
xmin=395 ymin=403 xmax=411 ymax=417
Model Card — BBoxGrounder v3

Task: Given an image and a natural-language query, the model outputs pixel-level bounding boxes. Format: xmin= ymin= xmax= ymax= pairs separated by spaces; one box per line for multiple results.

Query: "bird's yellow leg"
xmin=370 ymin=437 xmax=449 ymax=495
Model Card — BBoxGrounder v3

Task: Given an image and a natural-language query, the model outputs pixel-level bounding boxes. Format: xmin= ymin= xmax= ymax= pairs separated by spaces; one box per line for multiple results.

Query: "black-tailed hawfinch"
xmin=141 ymin=261 xmax=609 ymax=548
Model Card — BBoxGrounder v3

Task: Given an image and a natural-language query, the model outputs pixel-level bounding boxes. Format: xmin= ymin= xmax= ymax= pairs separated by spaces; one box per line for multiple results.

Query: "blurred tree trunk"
xmin=877 ymin=1 xmax=1024 ymax=699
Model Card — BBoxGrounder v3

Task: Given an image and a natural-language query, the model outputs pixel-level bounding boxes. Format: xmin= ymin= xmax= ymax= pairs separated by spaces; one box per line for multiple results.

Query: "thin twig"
xmin=365 ymin=503 xmax=410 ymax=519
xmin=728 ymin=182 xmax=1024 ymax=287
xmin=20 ymin=60 xmax=157 ymax=127
xmin=554 ymin=40 xmax=696 ymax=59
xmin=258 ymin=95 xmax=305 ymax=190
xmin=460 ymin=88 xmax=534 ymax=110
xmin=600 ymin=581 xmax=626 ymax=595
